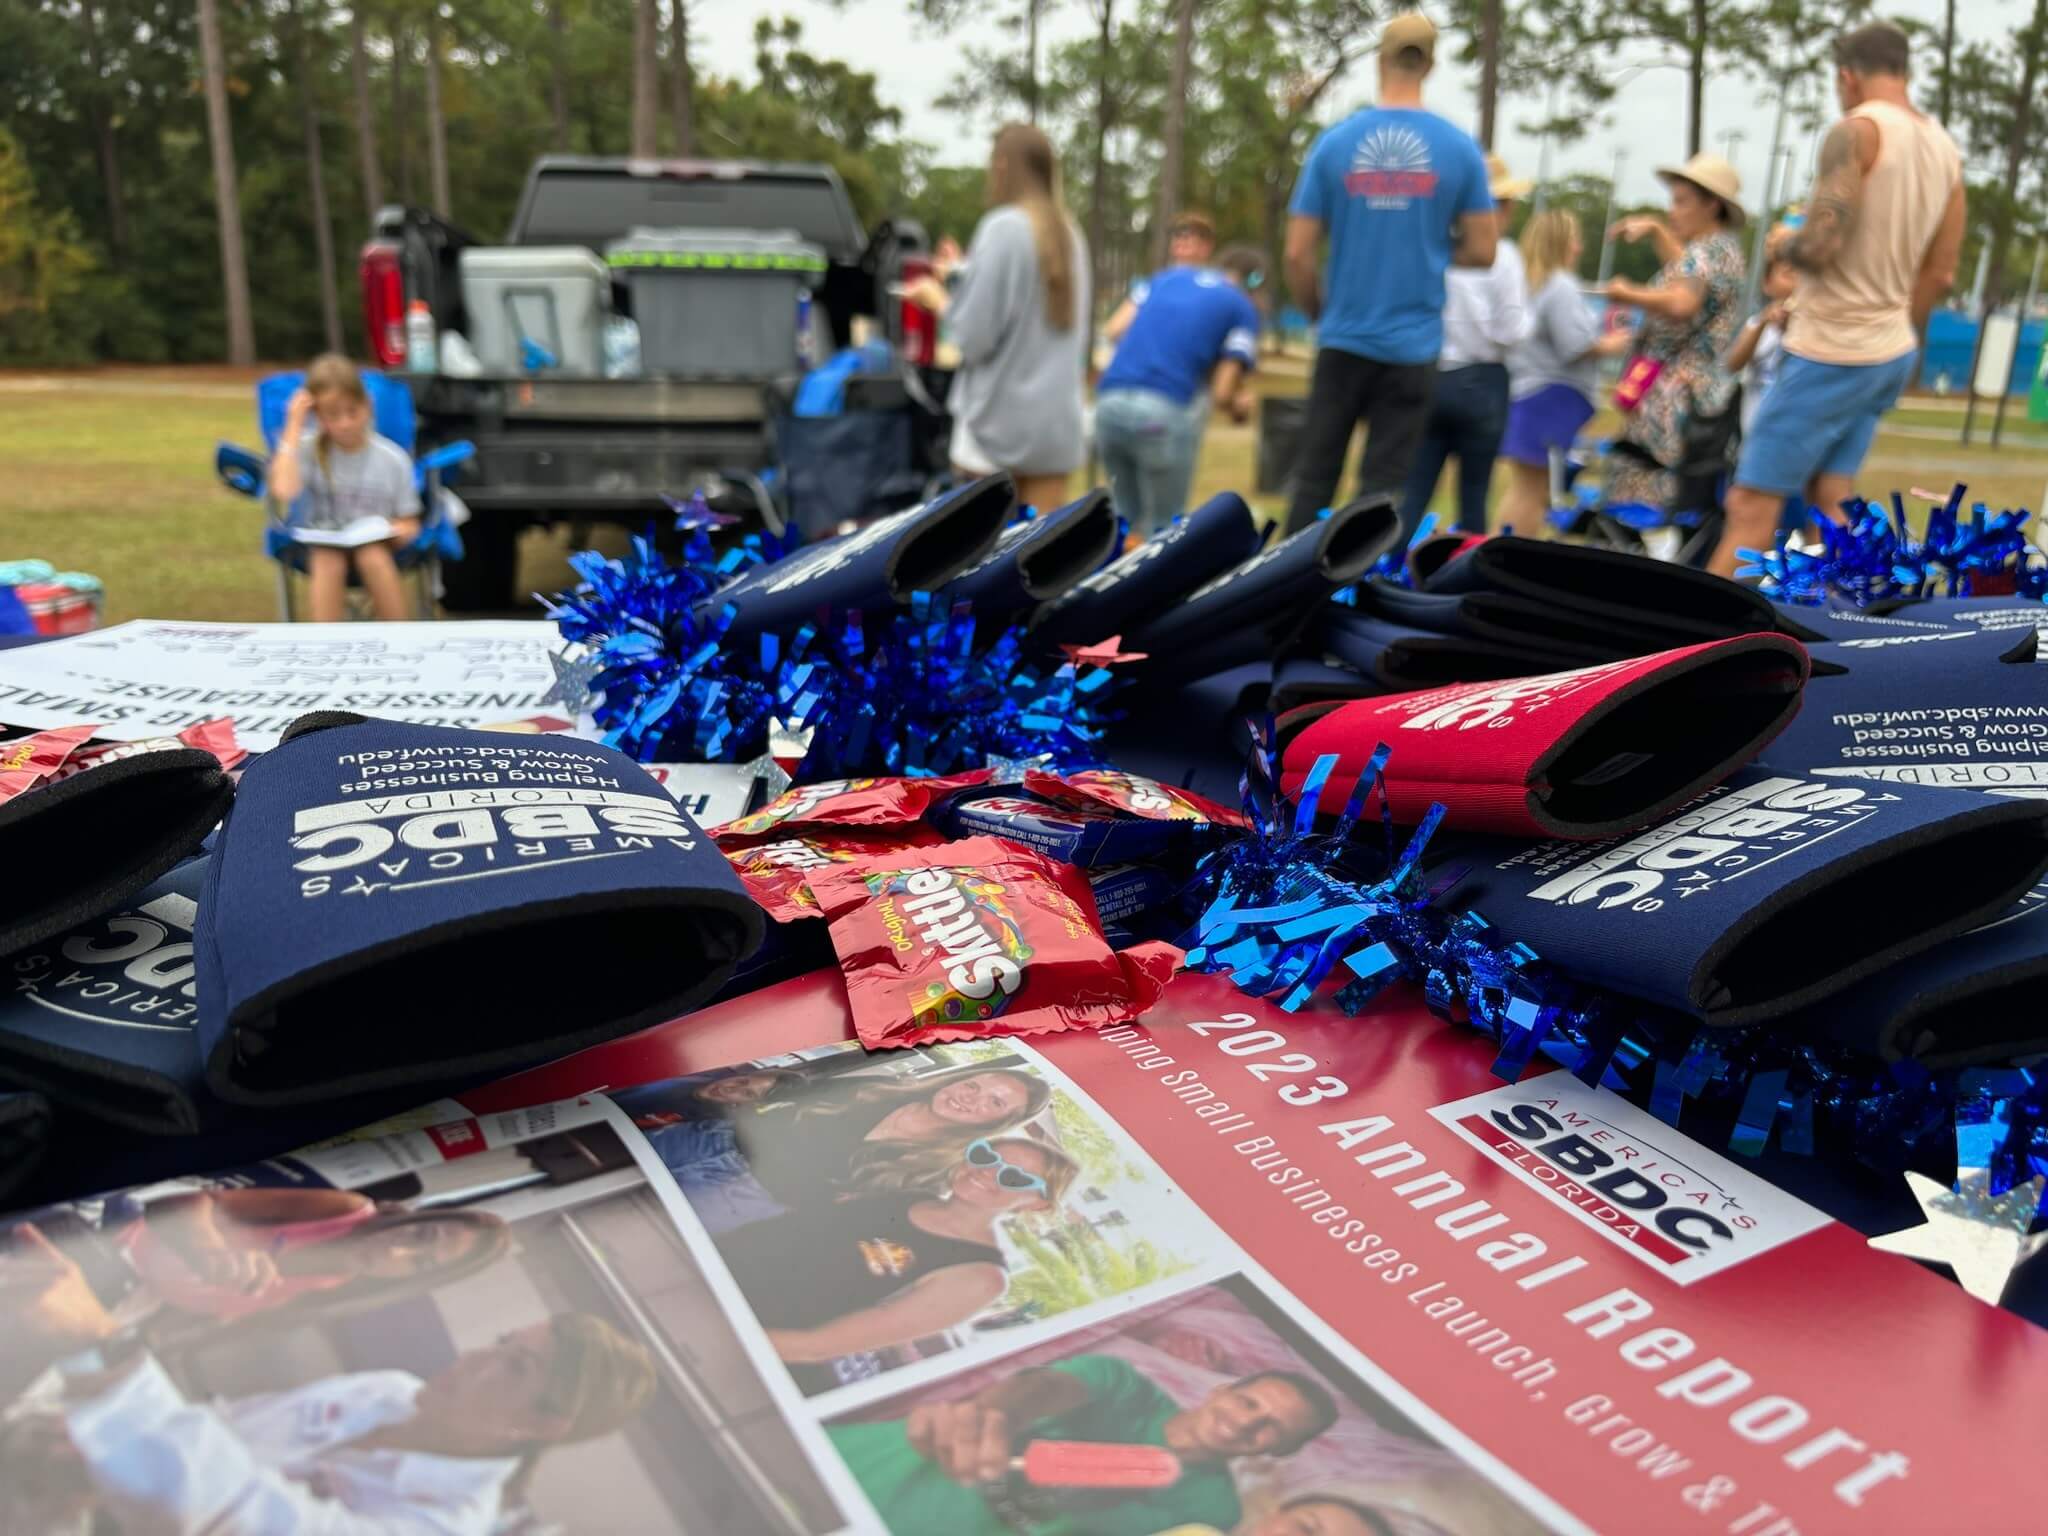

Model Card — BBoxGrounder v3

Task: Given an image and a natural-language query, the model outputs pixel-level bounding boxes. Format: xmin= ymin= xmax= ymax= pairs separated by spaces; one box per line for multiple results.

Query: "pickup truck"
xmin=359 ymin=155 xmax=945 ymax=610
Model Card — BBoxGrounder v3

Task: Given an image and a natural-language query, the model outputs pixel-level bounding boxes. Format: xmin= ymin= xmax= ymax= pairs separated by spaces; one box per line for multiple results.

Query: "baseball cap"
xmin=1379 ymin=11 xmax=1437 ymax=64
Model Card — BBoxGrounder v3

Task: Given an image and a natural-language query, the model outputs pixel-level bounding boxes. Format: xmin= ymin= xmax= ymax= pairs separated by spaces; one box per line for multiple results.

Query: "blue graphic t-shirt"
xmin=1290 ymin=106 xmax=1492 ymax=365
xmin=1100 ymin=266 xmax=1262 ymax=405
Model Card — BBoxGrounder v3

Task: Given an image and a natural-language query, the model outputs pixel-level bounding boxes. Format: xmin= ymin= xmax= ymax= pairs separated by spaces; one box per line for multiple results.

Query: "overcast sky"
xmin=697 ymin=0 xmax=1997 ymax=211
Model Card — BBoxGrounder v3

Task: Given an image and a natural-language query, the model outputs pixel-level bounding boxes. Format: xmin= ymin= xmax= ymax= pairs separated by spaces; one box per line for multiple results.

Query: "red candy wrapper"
xmin=47 ymin=717 xmax=249 ymax=782
xmin=0 ymin=724 xmax=100 ymax=803
xmin=721 ymin=824 xmax=948 ymax=923
xmin=808 ymin=835 xmax=1179 ymax=1049
xmin=1023 ymin=767 xmax=1249 ymax=828
xmin=716 ymin=770 xmax=992 ymax=839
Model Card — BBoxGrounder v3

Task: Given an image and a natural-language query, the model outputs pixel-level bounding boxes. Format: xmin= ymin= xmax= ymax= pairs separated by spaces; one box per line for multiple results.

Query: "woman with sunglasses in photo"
xmin=709 ymin=1136 xmax=1078 ymax=1366
xmin=619 ymin=1061 xmax=1055 ymax=1234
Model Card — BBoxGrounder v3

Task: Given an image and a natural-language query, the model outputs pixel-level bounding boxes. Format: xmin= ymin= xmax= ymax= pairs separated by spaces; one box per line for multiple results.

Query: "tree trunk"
xmin=424 ymin=8 xmax=451 ymax=217
xmin=1261 ymin=167 xmax=1287 ymax=355
xmin=631 ymin=0 xmax=659 ymax=156
xmin=1984 ymin=0 xmax=2048 ymax=313
xmin=1477 ymin=0 xmax=1502 ymax=150
xmin=78 ymin=1 xmax=129 ymax=257
xmin=1687 ymin=0 xmax=1708 ymax=155
xmin=1087 ymin=0 xmax=1114 ymax=359
xmin=669 ymin=0 xmax=695 ymax=154
xmin=1938 ymin=0 xmax=1956 ymax=125
xmin=296 ymin=9 xmax=344 ymax=352
xmin=1151 ymin=0 xmax=1197 ymax=269
xmin=196 ymin=0 xmax=255 ymax=365
xmin=392 ymin=25 xmax=414 ymax=204
xmin=350 ymin=3 xmax=382 ymax=218
xmin=1025 ymin=0 xmax=1040 ymax=123
xmin=549 ymin=0 xmax=571 ymax=149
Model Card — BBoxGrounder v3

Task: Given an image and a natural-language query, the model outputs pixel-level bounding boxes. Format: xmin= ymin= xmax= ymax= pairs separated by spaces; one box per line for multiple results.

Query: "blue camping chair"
xmin=214 ymin=370 xmax=475 ymax=620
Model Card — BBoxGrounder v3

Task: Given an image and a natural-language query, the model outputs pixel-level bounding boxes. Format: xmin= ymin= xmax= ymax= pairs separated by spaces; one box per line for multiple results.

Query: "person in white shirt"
xmin=43 ymin=1314 xmax=654 ymax=1535
xmin=1396 ymin=154 xmax=1531 ymax=535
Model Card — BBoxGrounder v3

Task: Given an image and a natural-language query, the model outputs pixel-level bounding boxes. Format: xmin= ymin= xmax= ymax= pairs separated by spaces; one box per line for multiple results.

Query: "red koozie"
xmin=1277 ymin=633 xmax=1809 ymax=839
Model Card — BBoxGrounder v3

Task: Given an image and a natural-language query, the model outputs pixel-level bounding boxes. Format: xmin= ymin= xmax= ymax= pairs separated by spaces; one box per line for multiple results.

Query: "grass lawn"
xmin=4 ymin=361 xmax=2046 ymax=627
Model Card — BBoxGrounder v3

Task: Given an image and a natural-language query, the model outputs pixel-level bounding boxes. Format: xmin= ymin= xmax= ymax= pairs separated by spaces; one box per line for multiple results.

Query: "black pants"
xmin=1398 ymin=361 xmax=1510 ymax=537
xmin=1284 ymin=347 xmax=1435 ymax=536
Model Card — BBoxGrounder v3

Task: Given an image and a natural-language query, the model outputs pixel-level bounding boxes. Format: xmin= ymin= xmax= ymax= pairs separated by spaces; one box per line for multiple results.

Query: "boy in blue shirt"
xmin=1282 ymin=11 xmax=1496 ymax=534
xmin=1095 ymin=242 xmax=1264 ymax=535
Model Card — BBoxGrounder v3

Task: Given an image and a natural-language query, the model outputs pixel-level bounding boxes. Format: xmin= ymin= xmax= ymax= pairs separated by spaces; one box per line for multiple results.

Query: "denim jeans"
xmin=1398 ymin=361 xmax=1510 ymax=536
xmin=1095 ymin=388 xmax=1206 ymax=536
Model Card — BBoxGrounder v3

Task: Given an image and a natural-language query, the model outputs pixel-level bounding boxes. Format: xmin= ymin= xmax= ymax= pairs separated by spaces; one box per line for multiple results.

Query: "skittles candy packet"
xmin=47 ymin=717 xmax=248 ymax=782
xmin=715 ymin=770 xmax=992 ymax=839
xmin=1022 ymin=767 xmax=1249 ymax=828
xmin=0 ymin=724 xmax=100 ymax=804
xmin=721 ymin=824 xmax=948 ymax=924
xmin=808 ymin=835 xmax=1179 ymax=1048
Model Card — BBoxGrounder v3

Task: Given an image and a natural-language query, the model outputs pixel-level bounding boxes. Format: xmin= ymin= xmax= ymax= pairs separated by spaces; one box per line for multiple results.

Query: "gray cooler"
xmin=459 ymin=246 xmax=611 ymax=376
xmin=606 ymin=227 xmax=826 ymax=380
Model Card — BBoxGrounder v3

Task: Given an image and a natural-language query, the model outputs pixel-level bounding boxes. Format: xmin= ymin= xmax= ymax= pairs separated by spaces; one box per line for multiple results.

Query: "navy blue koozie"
xmin=1786 ymin=881 xmax=2048 ymax=1065
xmin=0 ymin=858 xmax=213 ymax=1134
xmin=1427 ymin=536 xmax=1778 ymax=643
xmin=939 ymin=488 xmax=1120 ymax=620
xmin=1032 ymin=491 xmax=1266 ymax=647
xmin=1361 ymin=581 xmax=1628 ymax=662
xmin=1769 ymin=601 xmax=1979 ymax=645
xmin=196 ymin=717 xmax=765 ymax=1106
xmin=0 ymin=746 xmax=232 ymax=963
xmin=1310 ymin=606 xmax=1592 ymax=690
xmin=1127 ymin=493 xmax=1401 ymax=680
xmin=1439 ymin=770 xmax=2048 ymax=1026
xmin=0 ymin=1087 xmax=49 ymax=1203
xmin=701 ymin=473 xmax=1015 ymax=647
xmin=1758 ymin=626 xmax=2046 ymax=796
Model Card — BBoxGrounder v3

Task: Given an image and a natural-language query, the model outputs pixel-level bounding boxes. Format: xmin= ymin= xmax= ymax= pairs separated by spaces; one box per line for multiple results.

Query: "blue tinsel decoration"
xmin=1181 ymin=729 xmax=2048 ymax=1195
xmin=543 ymin=506 xmax=1114 ymax=777
xmin=1739 ymin=483 xmax=2048 ymax=607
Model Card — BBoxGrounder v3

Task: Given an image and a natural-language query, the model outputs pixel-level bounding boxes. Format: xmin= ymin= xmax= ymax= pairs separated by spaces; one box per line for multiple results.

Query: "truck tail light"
xmin=359 ymin=241 xmax=407 ymax=367
xmin=897 ymin=254 xmax=937 ymax=368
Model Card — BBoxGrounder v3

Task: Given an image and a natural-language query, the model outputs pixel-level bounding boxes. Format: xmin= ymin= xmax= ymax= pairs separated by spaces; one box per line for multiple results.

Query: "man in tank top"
xmin=1708 ymin=21 xmax=1965 ymax=578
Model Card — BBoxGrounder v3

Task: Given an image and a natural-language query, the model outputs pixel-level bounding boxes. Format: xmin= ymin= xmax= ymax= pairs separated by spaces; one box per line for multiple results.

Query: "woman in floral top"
xmin=1600 ymin=153 xmax=1748 ymax=510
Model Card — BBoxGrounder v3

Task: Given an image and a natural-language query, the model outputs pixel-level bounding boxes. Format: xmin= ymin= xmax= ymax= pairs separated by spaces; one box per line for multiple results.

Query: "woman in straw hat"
xmin=1598 ymin=151 xmax=1748 ymax=511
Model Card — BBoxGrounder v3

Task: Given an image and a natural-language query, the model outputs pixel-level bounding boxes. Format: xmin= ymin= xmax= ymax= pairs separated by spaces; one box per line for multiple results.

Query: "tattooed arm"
xmin=1784 ymin=116 xmax=1878 ymax=274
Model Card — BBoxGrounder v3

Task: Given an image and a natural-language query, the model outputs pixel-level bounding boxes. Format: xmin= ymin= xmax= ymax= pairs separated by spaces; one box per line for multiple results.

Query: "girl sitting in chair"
xmin=268 ymin=353 xmax=421 ymax=620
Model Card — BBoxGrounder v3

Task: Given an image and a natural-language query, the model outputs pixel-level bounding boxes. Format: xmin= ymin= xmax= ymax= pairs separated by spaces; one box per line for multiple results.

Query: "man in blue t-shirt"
xmin=1095 ymin=244 xmax=1264 ymax=535
xmin=1282 ymin=11 xmax=1495 ymax=535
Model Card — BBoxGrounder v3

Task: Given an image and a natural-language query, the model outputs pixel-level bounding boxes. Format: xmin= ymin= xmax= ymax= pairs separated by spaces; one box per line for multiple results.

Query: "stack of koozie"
xmin=0 ymin=712 xmax=767 ymax=1205
xmin=1280 ymin=536 xmax=1792 ymax=704
xmin=1274 ymin=637 xmax=2048 ymax=1060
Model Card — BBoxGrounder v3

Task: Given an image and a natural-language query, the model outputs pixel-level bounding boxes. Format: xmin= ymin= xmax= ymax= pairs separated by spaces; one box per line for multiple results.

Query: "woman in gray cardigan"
xmin=906 ymin=123 xmax=1091 ymax=514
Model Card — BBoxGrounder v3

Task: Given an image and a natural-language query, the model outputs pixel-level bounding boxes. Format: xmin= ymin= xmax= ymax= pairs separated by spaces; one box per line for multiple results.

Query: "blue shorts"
xmin=1735 ymin=348 xmax=1916 ymax=496
xmin=1500 ymin=384 xmax=1597 ymax=467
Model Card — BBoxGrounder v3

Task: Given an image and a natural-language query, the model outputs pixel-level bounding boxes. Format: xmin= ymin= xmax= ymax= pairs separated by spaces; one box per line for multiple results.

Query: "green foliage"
xmin=0 ymin=127 xmax=98 ymax=363
xmin=999 ymin=1209 xmax=1195 ymax=1315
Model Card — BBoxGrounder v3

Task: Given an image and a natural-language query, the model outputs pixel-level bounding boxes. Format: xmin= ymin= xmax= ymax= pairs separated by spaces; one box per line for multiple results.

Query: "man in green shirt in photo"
xmin=828 ymin=1353 xmax=1338 ymax=1535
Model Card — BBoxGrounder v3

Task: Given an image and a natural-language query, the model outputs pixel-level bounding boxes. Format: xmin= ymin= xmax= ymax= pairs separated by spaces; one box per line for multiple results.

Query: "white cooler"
xmin=458 ymin=246 xmax=611 ymax=376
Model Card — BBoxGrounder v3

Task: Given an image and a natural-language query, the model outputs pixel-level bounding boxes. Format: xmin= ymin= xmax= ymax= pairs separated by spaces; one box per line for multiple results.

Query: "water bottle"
xmin=796 ymin=289 xmax=818 ymax=370
xmin=405 ymin=300 xmax=437 ymax=374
